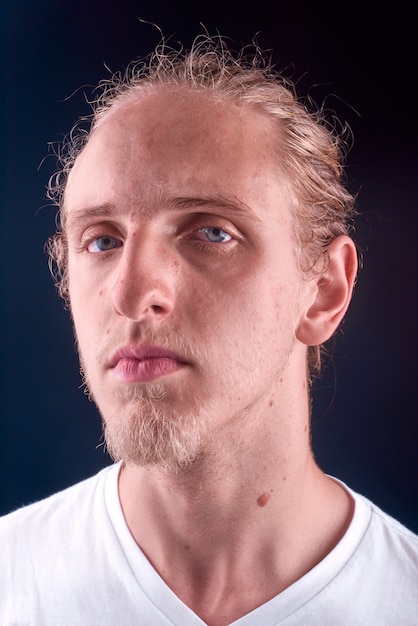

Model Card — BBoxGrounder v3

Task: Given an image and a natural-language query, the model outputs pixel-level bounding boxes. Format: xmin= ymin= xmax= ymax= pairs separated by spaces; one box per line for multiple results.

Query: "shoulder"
xmin=342 ymin=488 xmax=418 ymax=617
xmin=365 ymin=498 xmax=418 ymax=566
xmin=0 ymin=464 xmax=116 ymax=547
xmin=301 ymin=483 xmax=418 ymax=623
xmin=0 ymin=463 xmax=145 ymax=625
xmin=331 ymin=477 xmax=418 ymax=568
xmin=325 ymin=480 xmax=418 ymax=610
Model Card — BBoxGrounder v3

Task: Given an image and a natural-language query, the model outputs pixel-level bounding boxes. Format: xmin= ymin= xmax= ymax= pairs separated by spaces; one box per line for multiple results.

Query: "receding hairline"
xmin=61 ymin=83 xmax=291 ymax=224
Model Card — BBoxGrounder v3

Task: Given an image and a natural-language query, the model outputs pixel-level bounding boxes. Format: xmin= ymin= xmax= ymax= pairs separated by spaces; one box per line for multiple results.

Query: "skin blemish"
xmin=99 ymin=289 xmax=104 ymax=297
xmin=257 ymin=492 xmax=271 ymax=507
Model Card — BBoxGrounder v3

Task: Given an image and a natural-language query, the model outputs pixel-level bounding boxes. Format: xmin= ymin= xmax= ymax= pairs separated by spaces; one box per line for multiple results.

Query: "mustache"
xmin=94 ymin=321 xmax=206 ymax=370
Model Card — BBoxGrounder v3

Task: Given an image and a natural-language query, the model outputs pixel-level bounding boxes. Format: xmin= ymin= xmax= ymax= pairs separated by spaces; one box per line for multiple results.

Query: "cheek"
xmin=69 ymin=260 xmax=107 ymax=310
xmin=200 ymin=278 xmax=293 ymax=352
xmin=70 ymin=287 xmax=108 ymax=358
xmin=230 ymin=273 xmax=295 ymax=321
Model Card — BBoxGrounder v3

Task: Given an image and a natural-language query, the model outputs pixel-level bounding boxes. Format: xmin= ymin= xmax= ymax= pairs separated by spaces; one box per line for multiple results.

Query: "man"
xmin=1 ymin=36 xmax=417 ymax=625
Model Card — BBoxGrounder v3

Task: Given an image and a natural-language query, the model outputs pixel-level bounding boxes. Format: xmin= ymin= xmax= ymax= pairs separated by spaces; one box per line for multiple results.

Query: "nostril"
xmin=151 ymin=304 xmax=164 ymax=313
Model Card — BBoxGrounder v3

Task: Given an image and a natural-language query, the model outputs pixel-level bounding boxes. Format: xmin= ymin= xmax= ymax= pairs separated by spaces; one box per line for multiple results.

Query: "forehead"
xmin=64 ymin=88 xmax=288 ymax=219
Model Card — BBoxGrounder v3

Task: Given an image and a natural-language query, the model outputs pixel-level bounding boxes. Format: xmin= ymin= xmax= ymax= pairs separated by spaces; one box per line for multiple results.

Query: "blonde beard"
xmin=76 ymin=324 xmax=214 ymax=473
xmin=102 ymin=382 xmax=214 ymax=473
xmin=77 ymin=319 xmax=298 ymax=474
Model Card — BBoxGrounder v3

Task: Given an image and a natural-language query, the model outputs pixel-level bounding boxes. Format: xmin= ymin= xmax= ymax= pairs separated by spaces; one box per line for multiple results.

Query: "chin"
xmin=101 ymin=395 xmax=214 ymax=473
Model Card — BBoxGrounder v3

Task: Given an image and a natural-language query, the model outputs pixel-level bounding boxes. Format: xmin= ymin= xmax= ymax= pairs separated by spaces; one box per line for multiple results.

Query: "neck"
xmin=117 ymin=384 xmax=354 ymax=625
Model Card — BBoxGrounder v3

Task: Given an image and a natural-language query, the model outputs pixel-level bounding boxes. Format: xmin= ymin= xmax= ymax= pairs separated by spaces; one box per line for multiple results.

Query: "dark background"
xmin=1 ymin=1 xmax=417 ymax=531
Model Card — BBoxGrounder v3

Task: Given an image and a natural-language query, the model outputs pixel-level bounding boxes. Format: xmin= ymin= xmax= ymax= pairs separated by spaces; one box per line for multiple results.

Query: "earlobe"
xmin=296 ymin=235 xmax=358 ymax=346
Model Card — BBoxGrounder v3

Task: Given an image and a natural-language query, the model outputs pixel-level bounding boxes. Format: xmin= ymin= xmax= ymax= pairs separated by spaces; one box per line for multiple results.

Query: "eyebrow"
xmin=65 ymin=194 xmax=262 ymax=232
xmin=171 ymin=196 xmax=262 ymax=222
xmin=65 ymin=203 xmax=118 ymax=232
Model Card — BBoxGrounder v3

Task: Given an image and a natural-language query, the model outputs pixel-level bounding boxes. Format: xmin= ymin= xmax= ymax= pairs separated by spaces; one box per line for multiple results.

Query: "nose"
xmin=111 ymin=236 xmax=176 ymax=322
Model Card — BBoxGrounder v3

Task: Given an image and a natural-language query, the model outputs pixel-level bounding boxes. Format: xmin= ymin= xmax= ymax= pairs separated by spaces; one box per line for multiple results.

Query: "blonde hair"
xmin=47 ymin=34 xmax=356 ymax=376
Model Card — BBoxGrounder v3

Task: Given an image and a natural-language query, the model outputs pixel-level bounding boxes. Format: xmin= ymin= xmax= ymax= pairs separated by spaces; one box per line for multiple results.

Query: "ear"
xmin=296 ymin=235 xmax=358 ymax=346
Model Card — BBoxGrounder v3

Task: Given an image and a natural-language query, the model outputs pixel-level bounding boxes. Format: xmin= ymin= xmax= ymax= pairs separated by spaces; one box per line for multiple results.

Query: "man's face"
xmin=65 ymin=89 xmax=310 ymax=470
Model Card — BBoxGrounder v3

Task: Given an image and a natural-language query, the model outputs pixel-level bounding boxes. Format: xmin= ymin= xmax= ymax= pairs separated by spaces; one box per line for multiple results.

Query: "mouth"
xmin=109 ymin=345 xmax=187 ymax=383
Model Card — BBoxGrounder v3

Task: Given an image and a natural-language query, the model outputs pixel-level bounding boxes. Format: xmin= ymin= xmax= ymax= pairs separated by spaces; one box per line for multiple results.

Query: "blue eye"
xmin=199 ymin=227 xmax=232 ymax=243
xmin=87 ymin=236 xmax=120 ymax=253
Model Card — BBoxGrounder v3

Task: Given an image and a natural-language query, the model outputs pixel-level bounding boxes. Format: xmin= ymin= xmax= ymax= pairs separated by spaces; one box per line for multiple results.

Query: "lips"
xmin=109 ymin=345 xmax=186 ymax=383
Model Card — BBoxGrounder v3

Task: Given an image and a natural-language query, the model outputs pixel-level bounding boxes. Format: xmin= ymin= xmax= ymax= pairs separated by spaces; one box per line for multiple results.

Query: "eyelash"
xmin=79 ymin=220 xmax=237 ymax=255
xmin=86 ymin=235 xmax=122 ymax=253
xmin=185 ymin=226 xmax=233 ymax=244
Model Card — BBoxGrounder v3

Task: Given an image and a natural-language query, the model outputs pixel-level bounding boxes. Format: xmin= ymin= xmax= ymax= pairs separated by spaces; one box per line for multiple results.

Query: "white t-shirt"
xmin=1 ymin=463 xmax=417 ymax=625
